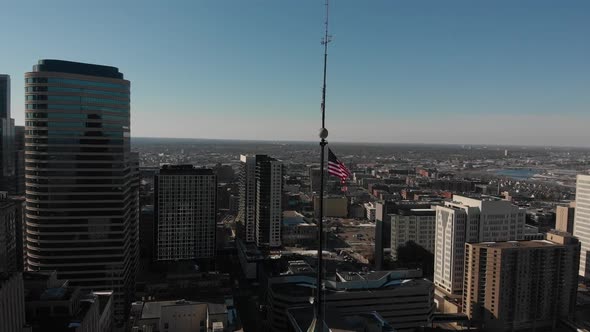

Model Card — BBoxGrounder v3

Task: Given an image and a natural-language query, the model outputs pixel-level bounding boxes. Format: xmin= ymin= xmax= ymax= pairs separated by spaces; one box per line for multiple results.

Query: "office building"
xmin=0 ymin=192 xmax=22 ymax=273
xmin=574 ymin=174 xmax=590 ymax=281
xmin=267 ymin=265 xmax=434 ymax=332
xmin=463 ymin=231 xmax=580 ymax=331
xmin=154 ymin=165 xmax=217 ymax=261
xmin=14 ymin=125 xmax=25 ymax=195
xmin=434 ymin=195 xmax=525 ymax=296
xmin=556 ymin=203 xmax=575 ymax=234
xmin=390 ymin=208 xmax=436 ymax=260
xmin=0 ymin=272 xmax=26 ymax=332
xmin=313 ymin=195 xmax=348 ymax=218
xmin=24 ymin=59 xmax=139 ymax=322
xmin=0 ymin=74 xmax=15 ymax=192
xmin=282 ymin=210 xmax=317 ymax=246
xmin=238 ymin=155 xmax=283 ymax=248
xmin=308 ymin=167 xmax=323 ymax=193
xmin=130 ymin=298 xmax=236 ymax=332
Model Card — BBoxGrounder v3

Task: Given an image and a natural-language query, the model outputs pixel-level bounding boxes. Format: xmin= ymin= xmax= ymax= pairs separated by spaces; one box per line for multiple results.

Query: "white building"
xmin=434 ymin=195 xmax=525 ymax=295
xmin=155 ymin=165 xmax=217 ymax=261
xmin=574 ymin=174 xmax=590 ymax=281
xmin=364 ymin=202 xmax=376 ymax=221
xmin=390 ymin=208 xmax=436 ymax=260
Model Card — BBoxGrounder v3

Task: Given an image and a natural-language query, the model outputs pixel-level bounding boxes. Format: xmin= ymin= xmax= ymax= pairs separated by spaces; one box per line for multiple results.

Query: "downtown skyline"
xmin=1 ymin=0 xmax=590 ymax=146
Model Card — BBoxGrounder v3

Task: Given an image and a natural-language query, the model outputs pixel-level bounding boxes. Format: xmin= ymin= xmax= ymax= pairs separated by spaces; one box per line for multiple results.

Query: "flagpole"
xmin=315 ymin=0 xmax=331 ymax=329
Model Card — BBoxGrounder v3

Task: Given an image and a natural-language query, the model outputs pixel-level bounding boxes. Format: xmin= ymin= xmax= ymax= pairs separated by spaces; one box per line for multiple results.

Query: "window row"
xmin=26 ymin=85 xmax=129 ymax=97
xmin=26 ymin=121 xmax=123 ymax=129
xmin=26 ymin=77 xmax=129 ymax=90
xmin=26 ymin=94 xmax=128 ymax=105
xmin=26 ymin=104 xmax=128 ymax=113
xmin=26 ymin=112 xmax=128 ymax=123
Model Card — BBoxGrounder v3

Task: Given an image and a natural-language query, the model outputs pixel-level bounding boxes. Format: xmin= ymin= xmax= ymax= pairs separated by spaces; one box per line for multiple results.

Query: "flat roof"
xmin=470 ymin=240 xmax=558 ymax=249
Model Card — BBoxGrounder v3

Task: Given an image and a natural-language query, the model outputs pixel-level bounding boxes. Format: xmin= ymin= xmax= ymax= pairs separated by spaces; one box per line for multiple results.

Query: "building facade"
xmin=556 ymin=204 xmax=575 ymax=234
xmin=463 ymin=232 xmax=580 ymax=331
xmin=0 ymin=272 xmax=26 ymax=332
xmin=390 ymin=208 xmax=436 ymax=260
xmin=238 ymin=155 xmax=283 ymax=248
xmin=0 ymin=192 xmax=22 ymax=273
xmin=574 ymin=174 xmax=590 ymax=281
xmin=0 ymin=74 xmax=16 ymax=192
xmin=24 ymin=59 xmax=139 ymax=322
xmin=154 ymin=165 xmax=217 ymax=261
xmin=267 ymin=268 xmax=434 ymax=332
xmin=434 ymin=195 xmax=525 ymax=295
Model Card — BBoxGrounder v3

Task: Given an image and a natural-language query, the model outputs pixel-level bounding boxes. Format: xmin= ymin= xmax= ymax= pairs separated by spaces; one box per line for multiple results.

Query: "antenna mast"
xmin=314 ymin=0 xmax=331 ymax=330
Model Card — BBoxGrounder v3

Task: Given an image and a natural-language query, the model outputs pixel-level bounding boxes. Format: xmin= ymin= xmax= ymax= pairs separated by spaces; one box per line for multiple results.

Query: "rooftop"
xmin=471 ymin=240 xmax=560 ymax=249
xmin=159 ymin=164 xmax=215 ymax=175
xmin=33 ymin=59 xmax=124 ymax=79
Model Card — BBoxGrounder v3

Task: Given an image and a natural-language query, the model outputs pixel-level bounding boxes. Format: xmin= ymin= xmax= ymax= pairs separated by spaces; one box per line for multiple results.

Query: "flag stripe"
xmin=327 ymin=148 xmax=351 ymax=183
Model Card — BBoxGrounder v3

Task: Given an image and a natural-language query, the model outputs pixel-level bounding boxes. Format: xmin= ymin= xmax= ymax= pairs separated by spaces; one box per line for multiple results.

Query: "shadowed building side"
xmin=24 ymin=59 xmax=139 ymax=324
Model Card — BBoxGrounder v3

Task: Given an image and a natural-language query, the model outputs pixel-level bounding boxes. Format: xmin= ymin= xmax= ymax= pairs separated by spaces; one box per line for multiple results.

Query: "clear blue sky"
xmin=1 ymin=0 xmax=589 ymax=146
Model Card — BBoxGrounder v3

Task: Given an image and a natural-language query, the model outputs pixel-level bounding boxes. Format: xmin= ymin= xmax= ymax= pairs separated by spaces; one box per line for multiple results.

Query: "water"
xmin=495 ymin=169 xmax=538 ymax=180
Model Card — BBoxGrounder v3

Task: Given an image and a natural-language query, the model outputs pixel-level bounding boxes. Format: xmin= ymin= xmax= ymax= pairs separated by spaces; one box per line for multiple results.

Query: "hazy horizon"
xmin=2 ymin=0 xmax=589 ymax=147
xmin=131 ymin=134 xmax=590 ymax=150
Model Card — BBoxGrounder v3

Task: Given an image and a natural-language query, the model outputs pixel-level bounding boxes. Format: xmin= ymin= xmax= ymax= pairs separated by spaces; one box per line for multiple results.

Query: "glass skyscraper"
xmin=24 ymin=60 xmax=139 ymax=323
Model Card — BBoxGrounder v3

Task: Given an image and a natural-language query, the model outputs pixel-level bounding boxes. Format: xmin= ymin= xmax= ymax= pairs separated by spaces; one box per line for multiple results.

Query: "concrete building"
xmin=23 ymin=271 xmax=114 ymax=332
xmin=130 ymin=298 xmax=236 ymax=332
xmin=308 ymin=167 xmax=325 ymax=193
xmin=24 ymin=60 xmax=139 ymax=322
xmin=238 ymin=155 xmax=283 ymax=248
xmin=463 ymin=231 xmax=580 ymax=331
xmin=390 ymin=208 xmax=436 ymax=260
xmin=282 ymin=211 xmax=317 ymax=247
xmin=267 ymin=265 xmax=434 ymax=332
xmin=363 ymin=202 xmax=376 ymax=221
xmin=0 ymin=272 xmax=26 ymax=332
xmin=154 ymin=165 xmax=217 ymax=261
xmin=574 ymin=174 xmax=590 ymax=282
xmin=313 ymin=195 xmax=348 ymax=218
xmin=0 ymin=192 xmax=21 ymax=273
xmin=434 ymin=195 xmax=525 ymax=296
xmin=375 ymin=201 xmax=435 ymax=270
xmin=556 ymin=203 xmax=575 ymax=234
xmin=522 ymin=224 xmax=545 ymax=240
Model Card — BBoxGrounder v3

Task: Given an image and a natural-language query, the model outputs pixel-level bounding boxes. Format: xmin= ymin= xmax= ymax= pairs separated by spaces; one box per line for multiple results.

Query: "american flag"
xmin=328 ymin=148 xmax=351 ymax=184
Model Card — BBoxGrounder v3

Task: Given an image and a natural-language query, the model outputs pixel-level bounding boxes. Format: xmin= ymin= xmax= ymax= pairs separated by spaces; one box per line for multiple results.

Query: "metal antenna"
xmin=314 ymin=0 xmax=331 ymax=330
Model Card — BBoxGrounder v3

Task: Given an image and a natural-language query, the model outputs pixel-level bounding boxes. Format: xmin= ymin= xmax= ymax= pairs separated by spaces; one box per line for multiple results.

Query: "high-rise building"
xmin=238 ymin=155 xmax=282 ymax=248
xmin=463 ymin=231 xmax=580 ymax=331
xmin=238 ymin=155 xmax=256 ymax=243
xmin=390 ymin=208 xmax=436 ymax=260
xmin=0 ymin=74 xmax=15 ymax=192
xmin=574 ymin=174 xmax=590 ymax=281
xmin=24 ymin=59 xmax=139 ymax=323
xmin=154 ymin=165 xmax=217 ymax=261
xmin=434 ymin=195 xmax=525 ymax=296
xmin=556 ymin=203 xmax=575 ymax=234
xmin=13 ymin=125 xmax=25 ymax=195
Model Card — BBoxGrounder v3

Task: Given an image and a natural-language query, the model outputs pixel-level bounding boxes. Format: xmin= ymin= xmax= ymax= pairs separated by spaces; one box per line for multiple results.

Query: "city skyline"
xmin=1 ymin=0 xmax=589 ymax=146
